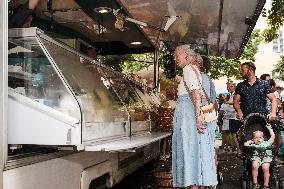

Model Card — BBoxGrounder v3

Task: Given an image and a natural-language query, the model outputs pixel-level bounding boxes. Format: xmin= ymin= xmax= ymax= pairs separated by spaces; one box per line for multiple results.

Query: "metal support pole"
xmin=0 ymin=0 xmax=8 ymax=188
xmin=153 ymin=49 xmax=159 ymax=90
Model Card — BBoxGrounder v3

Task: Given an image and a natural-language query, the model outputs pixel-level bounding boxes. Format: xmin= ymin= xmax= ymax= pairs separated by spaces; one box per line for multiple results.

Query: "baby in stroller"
xmin=244 ymin=124 xmax=275 ymax=189
xmin=242 ymin=113 xmax=283 ymax=189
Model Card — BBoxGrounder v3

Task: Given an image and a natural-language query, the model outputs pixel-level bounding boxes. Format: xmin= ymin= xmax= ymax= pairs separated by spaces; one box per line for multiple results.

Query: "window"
xmin=273 ymin=45 xmax=278 ymax=52
xmin=272 ymin=28 xmax=284 ymax=53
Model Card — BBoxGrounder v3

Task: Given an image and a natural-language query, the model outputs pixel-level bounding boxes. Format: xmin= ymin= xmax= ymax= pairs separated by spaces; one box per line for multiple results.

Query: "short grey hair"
xmin=175 ymin=44 xmax=203 ymax=66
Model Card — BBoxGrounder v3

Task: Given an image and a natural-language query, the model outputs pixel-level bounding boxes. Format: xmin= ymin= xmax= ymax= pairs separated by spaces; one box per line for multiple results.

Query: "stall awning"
xmin=85 ymin=132 xmax=171 ymax=152
xmin=8 ymin=0 xmax=265 ymax=57
xmin=117 ymin=0 xmax=265 ymax=58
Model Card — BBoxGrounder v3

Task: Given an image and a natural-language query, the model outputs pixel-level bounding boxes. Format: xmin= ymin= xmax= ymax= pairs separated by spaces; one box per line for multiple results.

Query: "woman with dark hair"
xmin=218 ymin=93 xmax=226 ymax=111
xmin=172 ymin=45 xmax=217 ymax=188
xmin=267 ymin=79 xmax=283 ymax=164
xmin=260 ymin=74 xmax=271 ymax=81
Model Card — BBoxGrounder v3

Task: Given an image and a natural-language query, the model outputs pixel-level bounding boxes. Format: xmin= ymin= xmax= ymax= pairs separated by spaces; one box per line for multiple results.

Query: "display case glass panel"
xmin=7 ymin=28 xmax=170 ymax=147
xmin=99 ymin=67 xmax=150 ymax=122
xmin=129 ymin=82 xmax=157 ymax=111
xmin=99 ymin=67 xmax=142 ymax=107
xmin=41 ymin=39 xmax=129 ymax=124
xmin=8 ymin=37 xmax=80 ymax=120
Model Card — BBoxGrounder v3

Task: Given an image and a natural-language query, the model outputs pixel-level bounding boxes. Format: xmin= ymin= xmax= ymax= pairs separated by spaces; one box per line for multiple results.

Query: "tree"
xmin=272 ymin=56 xmax=284 ymax=80
xmin=121 ymin=53 xmax=153 ymax=75
xmin=209 ymin=30 xmax=262 ymax=80
xmin=262 ymin=0 xmax=284 ymax=42
xmin=104 ymin=53 xmax=153 ymax=75
xmin=240 ymin=29 xmax=262 ymax=62
xmin=104 ymin=29 xmax=262 ymax=80
xmin=104 ymin=55 xmax=127 ymax=72
xmin=261 ymin=0 xmax=284 ymax=81
xmin=209 ymin=57 xmax=242 ymax=80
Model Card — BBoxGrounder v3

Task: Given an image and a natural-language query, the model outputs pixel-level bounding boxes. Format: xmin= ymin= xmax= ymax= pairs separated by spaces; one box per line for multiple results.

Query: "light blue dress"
xmin=172 ymin=73 xmax=218 ymax=187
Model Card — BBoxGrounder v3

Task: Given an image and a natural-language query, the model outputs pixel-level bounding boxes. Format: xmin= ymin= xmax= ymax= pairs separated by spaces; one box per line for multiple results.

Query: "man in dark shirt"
xmin=233 ymin=62 xmax=277 ymax=121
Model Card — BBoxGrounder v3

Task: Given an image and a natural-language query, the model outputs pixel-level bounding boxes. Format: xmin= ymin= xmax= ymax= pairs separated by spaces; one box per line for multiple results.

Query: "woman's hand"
xmin=196 ymin=115 xmax=206 ymax=134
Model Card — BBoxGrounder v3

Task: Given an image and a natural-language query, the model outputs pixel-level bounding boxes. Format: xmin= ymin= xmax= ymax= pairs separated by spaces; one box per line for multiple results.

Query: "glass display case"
xmin=98 ymin=66 xmax=150 ymax=134
xmin=8 ymin=28 xmax=170 ymax=150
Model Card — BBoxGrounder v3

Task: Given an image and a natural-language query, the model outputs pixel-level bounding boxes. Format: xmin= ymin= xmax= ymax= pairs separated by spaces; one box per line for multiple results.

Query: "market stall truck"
xmin=4 ymin=27 xmax=170 ymax=189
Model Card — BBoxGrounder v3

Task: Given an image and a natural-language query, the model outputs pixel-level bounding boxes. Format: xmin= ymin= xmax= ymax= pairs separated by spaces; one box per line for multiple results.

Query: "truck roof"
xmin=10 ymin=0 xmax=265 ymax=57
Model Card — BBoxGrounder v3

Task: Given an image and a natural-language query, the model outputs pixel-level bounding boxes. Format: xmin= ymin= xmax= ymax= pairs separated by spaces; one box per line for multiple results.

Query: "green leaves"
xmin=104 ymin=29 xmax=262 ymax=81
xmin=104 ymin=54 xmax=153 ymax=75
xmin=260 ymin=0 xmax=284 ymax=81
xmin=241 ymin=29 xmax=262 ymax=61
xmin=209 ymin=30 xmax=261 ymax=80
xmin=209 ymin=57 xmax=242 ymax=80
xmin=272 ymin=55 xmax=284 ymax=81
xmin=121 ymin=53 xmax=153 ymax=75
xmin=262 ymin=0 xmax=284 ymax=42
xmin=262 ymin=27 xmax=278 ymax=43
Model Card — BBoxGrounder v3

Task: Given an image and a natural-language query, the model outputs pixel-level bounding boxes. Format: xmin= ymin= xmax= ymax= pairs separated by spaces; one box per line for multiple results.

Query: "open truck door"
xmin=7 ymin=27 xmax=171 ymax=150
xmin=1 ymin=0 xmax=8 ymax=189
xmin=3 ymin=0 xmax=266 ymax=189
xmin=6 ymin=0 xmax=265 ymax=151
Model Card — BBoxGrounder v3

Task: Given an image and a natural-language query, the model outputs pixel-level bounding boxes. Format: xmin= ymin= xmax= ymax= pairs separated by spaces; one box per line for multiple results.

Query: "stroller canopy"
xmin=243 ymin=113 xmax=270 ymax=141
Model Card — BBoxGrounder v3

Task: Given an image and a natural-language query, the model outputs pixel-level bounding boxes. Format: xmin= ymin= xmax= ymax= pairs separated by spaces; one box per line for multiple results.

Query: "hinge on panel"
xmin=66 ymin=129 xmax=71 ymax=144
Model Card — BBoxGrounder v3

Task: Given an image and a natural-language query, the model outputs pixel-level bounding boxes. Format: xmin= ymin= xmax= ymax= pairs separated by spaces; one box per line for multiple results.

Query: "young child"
xmin=219 ymin=96 xmax=231 ymax=151
xmin=244 ymin=125 xmax=275 ymax=189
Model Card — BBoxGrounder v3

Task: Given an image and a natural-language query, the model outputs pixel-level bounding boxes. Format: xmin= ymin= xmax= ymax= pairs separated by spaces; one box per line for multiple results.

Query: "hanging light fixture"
xmin=94 ymin=7 xmax=112 ymax=14
xmin=130 ymin=41 xmax=142 ymax=45
xmin=114 ymin=14 xmax=125 ymax=31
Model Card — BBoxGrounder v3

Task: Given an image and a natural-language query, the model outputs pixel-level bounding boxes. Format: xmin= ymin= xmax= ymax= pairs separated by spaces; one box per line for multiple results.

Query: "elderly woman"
xmin=172 ymin=45 xmax=217 ymax=188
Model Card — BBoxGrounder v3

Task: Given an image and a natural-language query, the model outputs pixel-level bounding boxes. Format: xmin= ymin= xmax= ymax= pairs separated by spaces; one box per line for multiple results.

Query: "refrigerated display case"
xmin=8 ymin=27 xmax=170 ymax=150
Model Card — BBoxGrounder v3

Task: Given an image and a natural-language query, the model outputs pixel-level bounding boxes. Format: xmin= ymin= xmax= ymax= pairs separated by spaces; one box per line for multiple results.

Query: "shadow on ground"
xmin=111 ymin=150 xmax=284 ymax=189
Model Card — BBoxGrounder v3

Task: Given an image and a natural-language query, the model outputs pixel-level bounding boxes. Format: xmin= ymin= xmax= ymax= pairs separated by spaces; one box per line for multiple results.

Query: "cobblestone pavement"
xmin=111 ymin=149 xmax=284 ymax=189
xmin=216 ymin=151 xmax=245 ymax=189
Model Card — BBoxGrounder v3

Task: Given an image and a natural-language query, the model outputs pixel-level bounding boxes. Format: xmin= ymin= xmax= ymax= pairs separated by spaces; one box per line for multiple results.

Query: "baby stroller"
xmin=242 ymin=113 xmax=284 ymax=189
